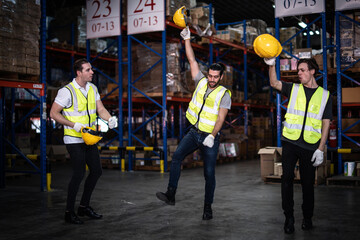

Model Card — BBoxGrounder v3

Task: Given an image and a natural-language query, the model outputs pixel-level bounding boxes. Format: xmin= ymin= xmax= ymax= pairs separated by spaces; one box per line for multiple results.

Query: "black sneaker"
xmin=301 ymin=218 xmax=313 ymax=230
xmin=284 ymin=217 xmax=295 ymax=234
xmin=202 ymin=203 xmax=213 ymax=220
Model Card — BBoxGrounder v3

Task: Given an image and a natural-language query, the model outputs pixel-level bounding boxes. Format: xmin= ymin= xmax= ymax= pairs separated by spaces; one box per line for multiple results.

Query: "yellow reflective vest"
xmin=62 ymin=82 xmax=97 ymax=138
xmin=283 ymin=84 xmax=329 ymax=144
xmin=186 ymin=77 xmax=231 ymax=133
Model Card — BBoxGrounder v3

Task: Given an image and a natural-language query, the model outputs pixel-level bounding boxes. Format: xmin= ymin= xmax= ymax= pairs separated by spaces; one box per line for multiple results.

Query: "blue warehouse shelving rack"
xmin=335 ymin=7 xmax=360 ymax=174
xmin=0 ymin=0 xmax=47 ymax=191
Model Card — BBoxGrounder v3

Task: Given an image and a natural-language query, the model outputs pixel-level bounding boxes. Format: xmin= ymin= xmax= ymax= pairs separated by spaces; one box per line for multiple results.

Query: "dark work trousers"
xmin=281 ymin=141 xmax=316 ymax=219
xmin=168 ymin=127 xmax=220 ymax=204
xmin=65 ymin=143 xmax=102 ymax=212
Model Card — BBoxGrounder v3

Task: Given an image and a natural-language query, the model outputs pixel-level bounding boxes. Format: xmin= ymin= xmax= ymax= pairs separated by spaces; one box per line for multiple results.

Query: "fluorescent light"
xmin=310 ymin=31 xmax=314 ymax=35
xmin=303 ymin=32 xmax=307 ymax=36
xmin=315 ymin=30 xmax=320 ymax=35
xmin=272 ymin=4 xmax=275 ymax=8
xmin=298 ymin=21 xmax=307 ymax=28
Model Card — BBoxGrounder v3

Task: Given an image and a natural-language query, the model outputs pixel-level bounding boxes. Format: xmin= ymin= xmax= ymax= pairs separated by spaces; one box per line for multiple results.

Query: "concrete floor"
xmin=1 ymin=159 xmax=359 ymax=240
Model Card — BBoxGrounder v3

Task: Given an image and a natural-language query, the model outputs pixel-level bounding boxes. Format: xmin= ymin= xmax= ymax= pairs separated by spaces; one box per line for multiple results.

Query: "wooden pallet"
xmin=264 ymin=175 xmax=300 ymax=184
xmin=264 ymin=175 xmax=323 ymax=186
xmin=326 ymin=175 xmax=360 ymax=187
xmin=5 ymin=172 xmax=31 ymax=179
xmin=0 ymin=71 xmax=39 ymax=82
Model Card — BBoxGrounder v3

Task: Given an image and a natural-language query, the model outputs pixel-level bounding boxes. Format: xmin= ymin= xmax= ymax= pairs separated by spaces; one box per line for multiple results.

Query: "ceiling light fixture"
xmin=298 ymin=21 xmax=307 ymax=28
xmin=315 ymin=30 xmax=320 ymax=35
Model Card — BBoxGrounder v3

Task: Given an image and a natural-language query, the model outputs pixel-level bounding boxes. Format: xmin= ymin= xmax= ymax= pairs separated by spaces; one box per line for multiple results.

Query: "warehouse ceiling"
xmin=47 ymin=0 xmax=336 ymax=34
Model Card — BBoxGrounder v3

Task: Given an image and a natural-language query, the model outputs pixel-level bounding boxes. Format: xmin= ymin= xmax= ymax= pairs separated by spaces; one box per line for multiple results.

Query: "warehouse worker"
xmin=266 ymin=57 xmax=332 ymax=233
xmin=156 ymin=26 xmax=231 ymax=220
xmin=50 ymin=58 xmax=118 ymax=224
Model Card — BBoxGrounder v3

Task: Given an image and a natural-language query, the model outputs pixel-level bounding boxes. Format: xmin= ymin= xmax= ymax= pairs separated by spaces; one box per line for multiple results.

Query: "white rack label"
xmin=86 ymin=0 xmax=121 ymax=39
xmin=336 ymin=0 xmax=360 ymax=11
xmin=128 ymin=0 xmax=165 ymax=35
xmin=275 ymin=0 xmax=325 ymax=18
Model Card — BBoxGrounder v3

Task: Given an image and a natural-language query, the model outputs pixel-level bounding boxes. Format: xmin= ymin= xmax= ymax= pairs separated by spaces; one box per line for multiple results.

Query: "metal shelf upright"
xmin=126 ymin=5 xmax=167 ymax=172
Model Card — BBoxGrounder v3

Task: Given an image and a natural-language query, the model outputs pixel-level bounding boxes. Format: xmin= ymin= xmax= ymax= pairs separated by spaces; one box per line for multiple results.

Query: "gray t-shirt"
xmin=194 ymin=71 xmax=232 ymax=109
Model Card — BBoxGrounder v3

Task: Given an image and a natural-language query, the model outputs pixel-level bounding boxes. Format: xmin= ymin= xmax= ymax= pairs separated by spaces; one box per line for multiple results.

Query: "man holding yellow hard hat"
xmin=50 ymin=58 xmax=118 ymax=224
xmin=156 ymin=7 xmax=231 ymax=221
xmin=257 ymin=35 xmax=332 ymax=234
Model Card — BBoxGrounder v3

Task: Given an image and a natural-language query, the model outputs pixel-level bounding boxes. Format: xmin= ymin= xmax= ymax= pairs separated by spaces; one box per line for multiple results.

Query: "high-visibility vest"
xmin=62 ymin=82 xmax=97 ymax=138
xmin=283 ymin=84 xmax=329 ymax=144
xmin=186 ymin=77 xmax=231 ymax=133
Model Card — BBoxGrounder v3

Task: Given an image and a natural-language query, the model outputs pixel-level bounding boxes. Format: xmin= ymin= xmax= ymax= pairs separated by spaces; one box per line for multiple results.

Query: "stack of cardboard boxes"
xmin=0 ymin=0 xmax=41 ymax=76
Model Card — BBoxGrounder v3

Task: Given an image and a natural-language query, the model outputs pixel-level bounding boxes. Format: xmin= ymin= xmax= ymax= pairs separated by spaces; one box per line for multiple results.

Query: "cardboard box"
xmin=258 ymin=147 xmax=282 ymax=180
xmin=224 ymin=143 xmax=239 ymax=157
xmin=342 ymin=88 xmax=360 ymax=103
xmin=294 ymin=48 xmax=312 ymax=59
xmin=280 ymin=59 xmax=290 ymax=71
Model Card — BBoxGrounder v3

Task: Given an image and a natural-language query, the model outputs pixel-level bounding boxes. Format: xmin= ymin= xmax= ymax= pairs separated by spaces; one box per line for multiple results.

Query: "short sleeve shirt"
xmin=280 ymin=81 xmax=332 ymax=151
xmin=54 ymin=79 xmax=100 ymax=144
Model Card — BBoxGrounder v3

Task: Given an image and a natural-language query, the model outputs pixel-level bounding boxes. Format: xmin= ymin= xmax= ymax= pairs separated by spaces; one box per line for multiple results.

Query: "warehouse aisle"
xmin=1 ymin=160 xmax=359 ymax=240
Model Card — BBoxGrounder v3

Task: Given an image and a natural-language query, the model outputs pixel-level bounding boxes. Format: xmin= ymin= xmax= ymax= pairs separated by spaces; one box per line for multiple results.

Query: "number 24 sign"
xmin=128 ymin=0 xmax=165 ymax=35
xmin=86 ymin=0 xmax=121 ymax=39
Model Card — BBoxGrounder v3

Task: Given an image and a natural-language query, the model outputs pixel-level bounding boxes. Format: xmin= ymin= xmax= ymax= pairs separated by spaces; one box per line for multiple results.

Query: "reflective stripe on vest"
xmin=186 ymin=77 xmax=231 ymax=133
xmin=62 ymin=82 xmax=97 ymax=138
xmin=283 ymin=84 xmax=329 ymax=144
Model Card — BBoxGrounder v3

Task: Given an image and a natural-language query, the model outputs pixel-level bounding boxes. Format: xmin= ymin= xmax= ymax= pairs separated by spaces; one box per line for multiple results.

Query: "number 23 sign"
xmin=128 ymin=0 xmax=165 ymax=35
xmin=86 ymin=0 xmax=121 ymax=39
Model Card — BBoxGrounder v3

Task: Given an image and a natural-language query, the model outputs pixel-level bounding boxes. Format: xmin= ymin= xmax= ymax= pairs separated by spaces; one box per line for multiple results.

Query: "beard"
xmin=208 ymin=81 xmax=220 ymax=88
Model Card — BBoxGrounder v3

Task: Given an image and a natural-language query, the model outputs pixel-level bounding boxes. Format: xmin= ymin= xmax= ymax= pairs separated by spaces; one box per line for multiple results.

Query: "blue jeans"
xmin=168 ymin=128 xmax=220 ymax=204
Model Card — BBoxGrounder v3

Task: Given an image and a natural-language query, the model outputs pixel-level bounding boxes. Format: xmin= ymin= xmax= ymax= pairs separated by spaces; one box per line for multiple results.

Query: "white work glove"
xmin=311 ymin=149 xmax=324 ymax=167
xmin=180 ymin=26 xmax=191 ymax=40
xmin=73 ymin=122 xmax=86 ymax=133
xmin=202 ymin=134 xmax=215 ymax=148
xmin=264 ymin=57 xmax=276 ymax=66
xmin=108 ymin=116 xmax=118 ymax=129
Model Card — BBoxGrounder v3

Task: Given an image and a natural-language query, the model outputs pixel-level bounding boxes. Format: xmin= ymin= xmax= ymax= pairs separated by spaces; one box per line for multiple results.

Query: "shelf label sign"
xmin=336 ymin=0 xmax=360 ymax=11
xmin=275 ymin=0 xmax=325 ymax=18
xmin=86 ymin=0 xmax=121 ymax=39
xmin=127 ymin=0 xmax=165 ymax=35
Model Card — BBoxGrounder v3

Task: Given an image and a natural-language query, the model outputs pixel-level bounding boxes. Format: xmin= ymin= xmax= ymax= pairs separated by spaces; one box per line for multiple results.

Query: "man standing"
xmin=156 ymin=27 xmax=231 ymax=220
xmin=50 ymin=58 xmax=118 ymax=224
xmin=266 ymin=57 xmax=332 ymax=233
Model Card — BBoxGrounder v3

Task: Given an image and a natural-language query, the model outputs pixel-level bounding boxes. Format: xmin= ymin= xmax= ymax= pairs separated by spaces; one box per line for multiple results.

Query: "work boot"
xmin=301 ymin=218 xmax=313 ymax=230
xmin=64 ymin=211 xmax=83 ymax=224
xmin=284 ymin=216 xmax=295 ymax=234
xmin=202 ymin=203 xmax=213 ymax=220
xmin=156 ymin=187 xmax=176 ymax=205
xmin=77 ymin=206 xmax=103 ymax=219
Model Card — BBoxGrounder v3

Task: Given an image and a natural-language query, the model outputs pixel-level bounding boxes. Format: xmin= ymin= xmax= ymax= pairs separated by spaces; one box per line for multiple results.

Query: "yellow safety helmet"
xmin=173 ymin=6 xmax=188 ymax=28
xmin=253 ymin=34 xmax=283 ymax=58
xmin=81 ymin=127 xmax=103 ymax=145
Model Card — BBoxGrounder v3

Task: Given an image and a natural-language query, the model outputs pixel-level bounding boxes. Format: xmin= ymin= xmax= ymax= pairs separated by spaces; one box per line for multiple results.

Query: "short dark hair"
xmin=297 ymin=58 xmax=319 ymax=75
xmin=209 ymin=62 xmax=225 ymax=77
xmin=73 ymin=58 xmax=90 ymax=76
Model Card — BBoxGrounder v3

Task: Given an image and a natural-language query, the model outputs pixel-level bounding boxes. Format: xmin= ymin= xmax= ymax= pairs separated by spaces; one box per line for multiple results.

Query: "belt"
xmin=191 ymin=127 xmax=208 ymax=135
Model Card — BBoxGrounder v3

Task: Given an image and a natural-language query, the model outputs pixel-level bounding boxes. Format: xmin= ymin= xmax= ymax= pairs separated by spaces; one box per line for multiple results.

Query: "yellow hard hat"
xmin=81 ymin=127 xmax=103 ymax=145
xmin=253 ymin=34 xmax=283 ymax=58
xmin=173 ymin=6 xmax=188 ymax=28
